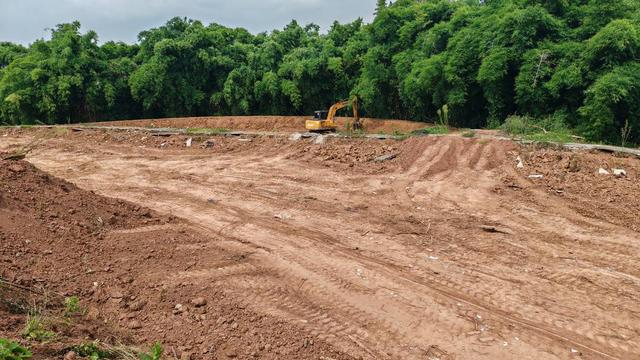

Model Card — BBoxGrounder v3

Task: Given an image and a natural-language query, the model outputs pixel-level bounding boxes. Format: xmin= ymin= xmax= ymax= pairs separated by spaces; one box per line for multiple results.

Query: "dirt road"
xmin=1 ymin=128 xmax=639 ymax=360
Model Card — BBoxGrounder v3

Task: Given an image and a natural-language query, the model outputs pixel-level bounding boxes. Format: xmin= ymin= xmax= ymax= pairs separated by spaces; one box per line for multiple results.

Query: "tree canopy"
xmin=1 ymin=0 xmax=639 ymax=145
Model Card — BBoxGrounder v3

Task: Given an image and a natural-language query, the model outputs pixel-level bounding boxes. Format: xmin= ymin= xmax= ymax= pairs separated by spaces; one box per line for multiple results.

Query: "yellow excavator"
xmin=305 ymin=97 xmax=361 ymax=132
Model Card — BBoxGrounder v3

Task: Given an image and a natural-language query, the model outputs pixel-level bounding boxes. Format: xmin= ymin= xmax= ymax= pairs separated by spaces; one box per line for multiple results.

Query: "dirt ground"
xmin=0 ymin=152 xmax=351 ymax=359
xmin=1 ymin=125 xmax=639 ymax=360
xmin=91 ymin=116 xmax=429 ymax=134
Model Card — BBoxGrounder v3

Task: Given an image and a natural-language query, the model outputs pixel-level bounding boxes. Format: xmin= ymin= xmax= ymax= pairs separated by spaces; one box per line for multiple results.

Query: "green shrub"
xmin=502 ymin=114 xmax=574 ymax=143
xmin=72 ymin=341 xmax=113 ymax=359
xmin=64 ymin=296 xmax=82 ymax=317
xmin=138 ymin=343 xmax=163 ymax=360
xmin=0 ymin=339 xmax=31 ymax=360
xmin=462 ymin=130 xmax=476 ymax=138
xmin=412 ymin=124 xmax=450 ymax=135
xmin=22 ymin=315 xmax=54 ymax=342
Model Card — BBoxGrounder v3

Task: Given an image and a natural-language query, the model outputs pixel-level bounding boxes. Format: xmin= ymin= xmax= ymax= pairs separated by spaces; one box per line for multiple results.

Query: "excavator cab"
xmin=314 ymin=110 xmax=329 ymax=120
xmin=305 ymin=97 xmax=360 ymax=132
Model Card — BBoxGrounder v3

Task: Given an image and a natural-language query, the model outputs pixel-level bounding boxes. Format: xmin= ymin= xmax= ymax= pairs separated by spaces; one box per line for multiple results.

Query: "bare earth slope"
xmin=1 ymin=128 xmax=639 ymax=360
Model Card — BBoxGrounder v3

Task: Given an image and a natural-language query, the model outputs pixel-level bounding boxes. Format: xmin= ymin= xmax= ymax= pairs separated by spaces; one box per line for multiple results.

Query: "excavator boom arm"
xmin=326 ymin=100 xmax=350 ymax=121
xmin=305 ymin=96 xmax=361 ymax=132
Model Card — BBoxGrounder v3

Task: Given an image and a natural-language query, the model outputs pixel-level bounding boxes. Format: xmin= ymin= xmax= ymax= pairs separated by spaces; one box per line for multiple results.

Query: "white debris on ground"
xmin=613 ymin=168 xmax=627 ymax=177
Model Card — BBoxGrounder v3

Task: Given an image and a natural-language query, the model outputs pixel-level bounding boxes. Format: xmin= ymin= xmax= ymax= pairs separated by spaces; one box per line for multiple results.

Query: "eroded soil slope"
xmin=1 ymin=127 xmax=639 ymax=360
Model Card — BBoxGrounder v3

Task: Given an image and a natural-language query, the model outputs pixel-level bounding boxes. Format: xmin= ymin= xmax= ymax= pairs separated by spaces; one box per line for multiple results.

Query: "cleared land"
xmin=1 ymin=120 xmax=639 ymax=360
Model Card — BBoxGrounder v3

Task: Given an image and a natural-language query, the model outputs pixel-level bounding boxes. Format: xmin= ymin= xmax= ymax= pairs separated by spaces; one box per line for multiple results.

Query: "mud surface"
xmin=1 ymin=127 xmax=639 ymax=360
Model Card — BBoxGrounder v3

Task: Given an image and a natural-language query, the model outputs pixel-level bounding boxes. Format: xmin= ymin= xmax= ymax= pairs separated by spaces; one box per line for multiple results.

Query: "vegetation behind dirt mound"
xmin=1 ymin=0 xmax=640 ymax=146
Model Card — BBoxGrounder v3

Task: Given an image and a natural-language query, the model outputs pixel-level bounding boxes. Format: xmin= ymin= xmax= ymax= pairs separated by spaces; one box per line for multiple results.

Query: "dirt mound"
xmin=510 ymin=144 xmax=640 ymax=231
xmin=0 ymin=156 xmax=352 ymax=359
xmin=92 ymin=115 xmax=428 ymax=134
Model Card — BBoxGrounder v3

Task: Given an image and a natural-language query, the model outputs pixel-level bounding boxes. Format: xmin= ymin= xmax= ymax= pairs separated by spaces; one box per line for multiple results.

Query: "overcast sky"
xmin=0 ymin=0 xmax=377 ymax=45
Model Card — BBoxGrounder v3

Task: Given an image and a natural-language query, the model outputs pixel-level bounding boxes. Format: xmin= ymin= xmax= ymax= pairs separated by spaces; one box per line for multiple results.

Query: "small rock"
xmin=173 ymin=303 xmax=185 ymax=314
xmin=126 ymin=312 xmax=137 ymax=319
xmin=202 ymin=140 xmax=215 ymax=148
xmin=274 ymin=212 xmax=291 ymax=220
xmin=8 ymin=164 xmax=25 ymax=173
xmin=110 ymin=290 xmax=124 ymax=299
xmin=598 ymin=168 xmax=610 ymax=175
xmin=568 ymin=157 xmax=579 ymax=172
xmin=128 ymin=320 xmax=143 ymax=329
xmin=226 ymin=351 xmax=238 ymax=358
xmin=314 ymin=135 xmax=326 ymax=145
xmin=374 ymin=153 xmax=398 ymax=163
xmin=237 ymin=138 xmax=252 ymax=142
xmin=612 ymin=168 xmax=627 ymax=177
xmin=516 ymin=156 xmax=524 ymax=169
xmin=43 ymin=250 xmax=53 ymax=255
xmin=528 ymin=174 xmax=544 ymax=179
xmin=191 ymin=297 xmax=207 ymax=307
xmin=64 ymin=351 xmax=77 ymax=360
xmin=185 ymin=138 xmax=193 ymax=147
xmin=289 ymin=133 xmax=303 ymax=141
xmin=129 ymin=300 xmax=146 ymax=311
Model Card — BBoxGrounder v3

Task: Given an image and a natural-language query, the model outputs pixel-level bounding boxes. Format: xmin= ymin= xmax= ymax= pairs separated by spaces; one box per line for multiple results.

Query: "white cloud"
xmin=0 ymin=0 xmax=375 ymax=44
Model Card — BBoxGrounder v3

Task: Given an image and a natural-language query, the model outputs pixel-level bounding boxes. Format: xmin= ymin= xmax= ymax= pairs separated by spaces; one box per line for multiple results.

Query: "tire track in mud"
xmin=202 ymin=198 xmax=634 ymax=360
xmin=17 ymin=135 xmax=640 ymax=360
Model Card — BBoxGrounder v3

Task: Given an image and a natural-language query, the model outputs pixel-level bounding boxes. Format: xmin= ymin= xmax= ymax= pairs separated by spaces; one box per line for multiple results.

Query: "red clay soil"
xmin=0 ymin=155 xmax=353 ymax=359
xmin=91 ymin=115 xmax=428 ymax=134
xmin=1 ymin=127 xmax=640 ymax=360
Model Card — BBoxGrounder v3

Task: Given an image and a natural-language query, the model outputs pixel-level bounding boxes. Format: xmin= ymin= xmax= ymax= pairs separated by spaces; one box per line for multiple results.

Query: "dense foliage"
xmin=1 ymin=0 xmax=639 ymax=145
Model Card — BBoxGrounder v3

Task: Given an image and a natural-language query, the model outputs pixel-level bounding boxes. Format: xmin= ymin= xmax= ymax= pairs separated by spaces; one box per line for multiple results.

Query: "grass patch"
xmin=392 ymin=129 xmax=410 ymax=139
xmin=63 ymin=296 xmax=83 ymax=317
xmin=72 ymin=341 xmax=114 ymax=359
xmin=22 ymin=314 xmax=55 ymax=342
xmin=524 ymin=130 xmax=575 ymax=143
xmin=69 ymin=341 xmax=163 ymax=360
xmin=0 ymin=339 xmax=32 ymax=360
xmin=185 ymin=127 xmax=229 ymax=135
xmin=411 ymin=124 xmax=450 ymax=136
xmin=339 ymin=128 xmax=366 ymax=138
xmin=502 ymin=115 xmax=576 ymax=144
xmin=461 ymin=129 xmax=476 ymax=138
xmin=138 ymin=343 xmax=163 ymax=360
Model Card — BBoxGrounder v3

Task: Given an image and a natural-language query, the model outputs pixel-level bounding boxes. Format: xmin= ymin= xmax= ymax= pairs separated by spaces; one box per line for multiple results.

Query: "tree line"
xmin=0 ymin=0 xmax=639 ymax=145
